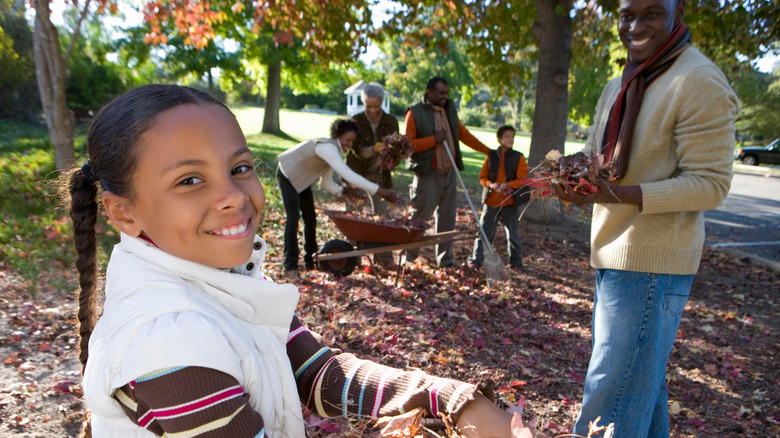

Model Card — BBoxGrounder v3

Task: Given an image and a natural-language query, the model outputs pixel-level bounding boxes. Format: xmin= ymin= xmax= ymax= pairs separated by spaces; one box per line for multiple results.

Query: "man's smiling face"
xmin=618 ymin=0 xmax=684 ymax=62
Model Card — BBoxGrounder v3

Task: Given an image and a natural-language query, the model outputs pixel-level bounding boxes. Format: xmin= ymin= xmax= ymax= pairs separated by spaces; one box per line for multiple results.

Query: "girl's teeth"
xmin=217 ymin=222 xmax=247 ymax=235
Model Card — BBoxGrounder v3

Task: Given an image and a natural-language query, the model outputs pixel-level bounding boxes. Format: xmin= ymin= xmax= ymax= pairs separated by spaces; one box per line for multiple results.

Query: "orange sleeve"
xmin=478 ymin=158 xmax=491 ymax=188
xmin=507 ymin=154 xmax=529 ymax=190
xmin=404 ymin=111 xmax=437 ymax=153
xmin=457 ymin=122 xmax=491 ymax=155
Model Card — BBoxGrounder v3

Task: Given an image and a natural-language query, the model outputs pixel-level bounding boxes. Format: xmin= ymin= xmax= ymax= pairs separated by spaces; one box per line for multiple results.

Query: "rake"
xmin=442 ymin=141 xmax=508 ymax=288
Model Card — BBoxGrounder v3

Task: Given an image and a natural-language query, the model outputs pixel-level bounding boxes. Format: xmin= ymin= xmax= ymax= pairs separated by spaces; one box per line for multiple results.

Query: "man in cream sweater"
xmin=555 ymin=1 xmax=740 ymax=437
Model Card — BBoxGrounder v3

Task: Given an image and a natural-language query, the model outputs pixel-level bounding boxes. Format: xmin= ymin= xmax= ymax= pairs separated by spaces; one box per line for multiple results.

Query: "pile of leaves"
xmin=371 ymin=133 xmax=413 ymax=173
xmin=521 ymin=150 xmax=613 ymax=198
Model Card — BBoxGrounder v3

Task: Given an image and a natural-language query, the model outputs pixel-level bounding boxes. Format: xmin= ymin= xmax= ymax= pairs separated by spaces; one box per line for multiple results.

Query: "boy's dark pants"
xmin=468 ymin=203 xmax=523 ymax=268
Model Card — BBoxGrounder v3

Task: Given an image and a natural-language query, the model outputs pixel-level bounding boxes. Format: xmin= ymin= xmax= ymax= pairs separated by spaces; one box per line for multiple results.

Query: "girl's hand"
xmin=456 ymin=393 xmax=525 ymax=438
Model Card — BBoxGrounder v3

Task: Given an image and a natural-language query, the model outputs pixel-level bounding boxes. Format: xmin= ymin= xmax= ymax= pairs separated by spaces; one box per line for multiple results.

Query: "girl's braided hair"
xmin=68 ymin=84 xmax=228 ymax=437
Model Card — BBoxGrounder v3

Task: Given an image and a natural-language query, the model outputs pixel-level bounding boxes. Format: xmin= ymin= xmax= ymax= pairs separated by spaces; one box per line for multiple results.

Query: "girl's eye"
xmin=178 ymin=176 xmax=203 ymax=186
xmin=232 ymin=164 xmax=253 ymax=175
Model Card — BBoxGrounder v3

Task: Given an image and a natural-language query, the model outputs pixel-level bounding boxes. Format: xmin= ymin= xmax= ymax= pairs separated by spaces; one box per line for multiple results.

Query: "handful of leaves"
xmin=520 ymin=149 xmax=613 ymax=198
xmin=371 ymin=133 xmax=413 ymax=172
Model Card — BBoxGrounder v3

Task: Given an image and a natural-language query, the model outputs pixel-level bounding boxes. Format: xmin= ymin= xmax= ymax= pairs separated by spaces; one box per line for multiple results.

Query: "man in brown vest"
xmin=404 ymin=77 xmax=491 ymax=267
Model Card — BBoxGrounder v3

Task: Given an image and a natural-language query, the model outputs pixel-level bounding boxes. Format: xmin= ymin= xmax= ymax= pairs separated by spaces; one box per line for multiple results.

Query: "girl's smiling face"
xmin=103 ymin=103 xmax=265 ymax=268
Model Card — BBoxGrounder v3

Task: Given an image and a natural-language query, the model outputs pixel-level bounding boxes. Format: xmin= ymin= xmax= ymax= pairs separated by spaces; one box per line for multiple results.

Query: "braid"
xmin=78 ymin=414 xmax=93 ymax=438
xmin=68 ymin=169 xmax=100 ymax=374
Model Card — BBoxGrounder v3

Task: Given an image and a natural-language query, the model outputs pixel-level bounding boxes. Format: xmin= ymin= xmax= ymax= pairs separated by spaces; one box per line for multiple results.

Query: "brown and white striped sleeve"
xmin=286 ymin=315 xmax=481 ymax=422
xmin=115 ymin=366 xmax=264 ymax=437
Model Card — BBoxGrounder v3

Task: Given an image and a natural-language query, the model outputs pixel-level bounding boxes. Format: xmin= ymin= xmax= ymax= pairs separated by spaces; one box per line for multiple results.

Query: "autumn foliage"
xmin=141 ymin=0 xmax=372 ymax=61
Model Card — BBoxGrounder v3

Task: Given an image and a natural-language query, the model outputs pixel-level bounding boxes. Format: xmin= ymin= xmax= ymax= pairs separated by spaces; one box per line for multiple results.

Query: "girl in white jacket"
xmin=66 ymin=84 xmax=520 ymax=438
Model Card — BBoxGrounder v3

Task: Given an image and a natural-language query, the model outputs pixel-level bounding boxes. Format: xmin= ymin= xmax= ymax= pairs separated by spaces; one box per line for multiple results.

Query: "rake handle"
xmin=442 ymin=141 xmax=498 ymax=255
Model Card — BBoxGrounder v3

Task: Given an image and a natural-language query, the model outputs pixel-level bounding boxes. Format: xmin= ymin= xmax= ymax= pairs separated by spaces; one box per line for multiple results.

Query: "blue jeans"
xmin=573 ymin=269 xmax=693 ymax=438
xmin=468 ymin=204 xmax=523 ymax=268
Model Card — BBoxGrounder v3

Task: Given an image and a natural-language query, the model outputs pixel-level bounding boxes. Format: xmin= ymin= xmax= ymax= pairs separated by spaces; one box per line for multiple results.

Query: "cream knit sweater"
xmin=582 ymin=46 xmax=740 ymax=275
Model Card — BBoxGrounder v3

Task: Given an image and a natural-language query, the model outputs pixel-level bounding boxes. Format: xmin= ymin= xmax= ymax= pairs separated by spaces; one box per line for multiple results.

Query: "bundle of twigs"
xmin=370 ymin=133 xmax=413 ymax=172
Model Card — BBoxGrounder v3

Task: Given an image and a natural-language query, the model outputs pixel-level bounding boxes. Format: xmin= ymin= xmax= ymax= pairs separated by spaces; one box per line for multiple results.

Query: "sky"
xmin=755 ymin=55 xmax=779 ymax=73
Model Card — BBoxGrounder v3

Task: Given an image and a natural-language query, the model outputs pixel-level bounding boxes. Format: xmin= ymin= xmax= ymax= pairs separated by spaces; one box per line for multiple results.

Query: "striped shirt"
xmin=114 ymin=315 xmax=479 ymax=437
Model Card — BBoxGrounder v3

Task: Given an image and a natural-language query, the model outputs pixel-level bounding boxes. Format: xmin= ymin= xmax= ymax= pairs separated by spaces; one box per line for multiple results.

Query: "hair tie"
xmin=81 ymin=161 xmax=98 ymax=184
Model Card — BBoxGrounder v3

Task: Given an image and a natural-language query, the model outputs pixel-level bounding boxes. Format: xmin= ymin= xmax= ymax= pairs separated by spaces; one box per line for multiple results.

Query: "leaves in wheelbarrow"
xmin=337 ymin=211 xmax=429 ymax=230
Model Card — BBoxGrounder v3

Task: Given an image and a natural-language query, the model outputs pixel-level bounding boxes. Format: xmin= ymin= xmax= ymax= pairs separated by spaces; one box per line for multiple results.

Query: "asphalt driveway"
xmin=704 ymin=163 xmax=780 ymax=269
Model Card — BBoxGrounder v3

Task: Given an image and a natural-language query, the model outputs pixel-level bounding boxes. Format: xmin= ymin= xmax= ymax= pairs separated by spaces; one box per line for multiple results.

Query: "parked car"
xmin=734 ymin=139 xmax=780 ymax=166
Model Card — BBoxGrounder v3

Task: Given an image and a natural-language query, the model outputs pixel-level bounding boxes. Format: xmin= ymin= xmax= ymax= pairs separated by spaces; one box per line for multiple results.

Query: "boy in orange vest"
xmin=468 ymin=125 xmax=529 ymax=269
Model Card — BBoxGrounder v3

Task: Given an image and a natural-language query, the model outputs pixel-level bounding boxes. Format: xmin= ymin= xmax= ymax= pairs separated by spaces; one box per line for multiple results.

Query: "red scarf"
xmin=601 ymin=23 xmax=691 ymax=179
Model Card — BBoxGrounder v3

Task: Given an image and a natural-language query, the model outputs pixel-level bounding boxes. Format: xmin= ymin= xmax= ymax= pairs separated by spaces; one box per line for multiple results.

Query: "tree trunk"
xmin=262 ymin=60 xmax=282 ymax=134
xmin=32 ymin=0 xmax=75 ymax=171
xmin=506 ymin=99 xmax=519 ymax=131
xmin=524 ymin=0 xmax=573 ymax=224
xmin=529 ymin=0 xmax=572 ymax=168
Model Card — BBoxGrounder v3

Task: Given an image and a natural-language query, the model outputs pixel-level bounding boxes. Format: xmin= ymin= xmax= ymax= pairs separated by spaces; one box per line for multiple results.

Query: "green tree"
xmin=141 ymin=0 xmax=374 ymax=134
xmin=30 ymin=0 xmax=116 ymax=170
xmin=685 ymin=1 xmax=779 ymax=75
xmin=733 ymin=66 xmax=780 ymax=142
xmin=0 ymin=0 xmax=38 ymax=120
xmin=568 ymin=3 xmax=622 ymax=129
xmin=376 ymin=34 xmax=476 ymax=111
xmin=382 ymin=0 xmax=571 ymax=166
xmin=64 ymin=12 xmax=133 ymax=115
xmin=386 ymin=0 xmax=780 ymax=168
xmin=118 ymin=16 xmax=242 ymax=95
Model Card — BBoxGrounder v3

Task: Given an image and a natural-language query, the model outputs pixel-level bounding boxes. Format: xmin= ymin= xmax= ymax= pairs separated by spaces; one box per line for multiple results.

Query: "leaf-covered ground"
xmin=1 ymin=203 xmax=778 ymax=437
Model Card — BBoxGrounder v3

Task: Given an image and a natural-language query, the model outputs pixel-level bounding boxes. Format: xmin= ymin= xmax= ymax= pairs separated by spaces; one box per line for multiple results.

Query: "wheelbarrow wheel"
xmin=318 ymin=239 xmax=358 ymax=277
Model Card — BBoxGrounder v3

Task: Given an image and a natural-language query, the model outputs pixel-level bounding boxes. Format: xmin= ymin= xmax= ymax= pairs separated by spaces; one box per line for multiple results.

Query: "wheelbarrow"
xmin=314 ymin=210 xmax=478 ymax=276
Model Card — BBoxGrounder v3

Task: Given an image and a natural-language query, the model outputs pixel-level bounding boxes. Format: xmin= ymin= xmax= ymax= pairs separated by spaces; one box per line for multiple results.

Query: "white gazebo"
xmin=344 ymin=80 xmax=391 ymax=117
